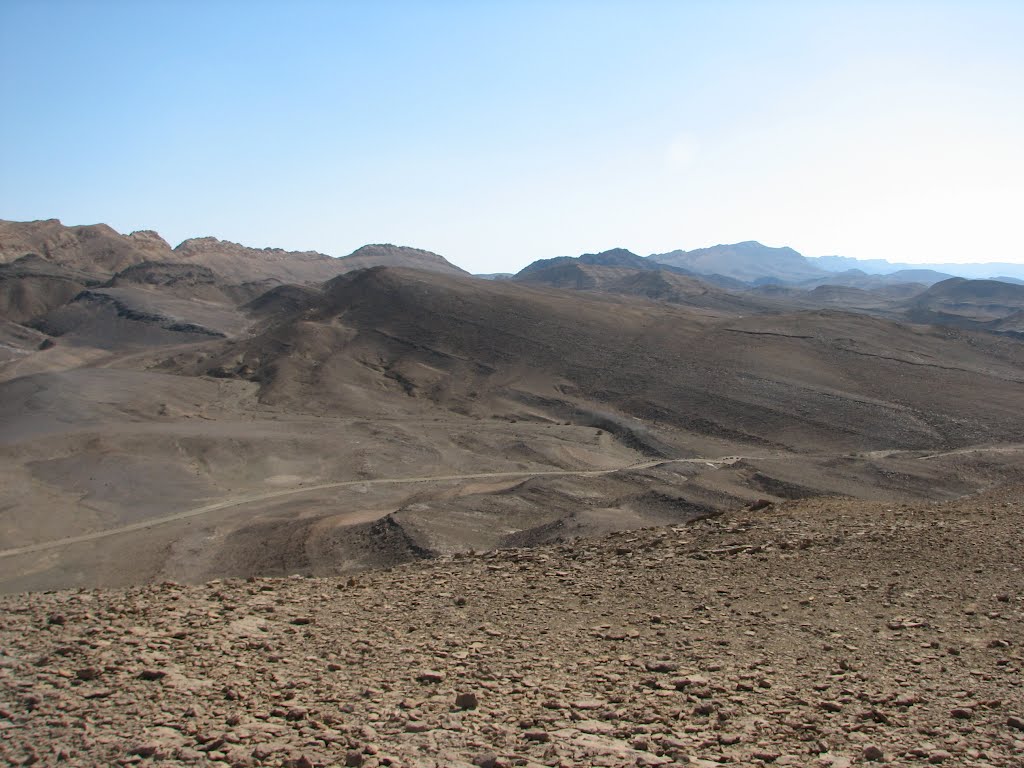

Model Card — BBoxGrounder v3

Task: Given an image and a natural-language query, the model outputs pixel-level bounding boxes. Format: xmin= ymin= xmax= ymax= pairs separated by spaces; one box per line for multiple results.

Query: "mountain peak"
xmin=577 ymin=248 xmax=649 ymax=269
xmin=128 ymin=230 xmax=171 ymax=250
xmin=341 ymin=244 xmax=468 ymax=275
xmin=649 ymin=241 xmax=822 ymax=283
xmin=581 ymin=247 xmax=640 ymax=259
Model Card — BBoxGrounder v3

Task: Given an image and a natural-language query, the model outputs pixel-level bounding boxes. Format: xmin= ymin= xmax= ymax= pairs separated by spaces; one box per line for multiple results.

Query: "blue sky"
xmin=2 ymin=1 xmax=1023 ymax=273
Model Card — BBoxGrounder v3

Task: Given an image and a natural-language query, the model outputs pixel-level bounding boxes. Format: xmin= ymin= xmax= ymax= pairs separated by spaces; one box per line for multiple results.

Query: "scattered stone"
xmin=2 ymin=490 xmax=1021 ymax=768
xmin=862 ymin=745 xmax=884 ymax=762
xmin=130 ymin=743 xmax=160 ymax=758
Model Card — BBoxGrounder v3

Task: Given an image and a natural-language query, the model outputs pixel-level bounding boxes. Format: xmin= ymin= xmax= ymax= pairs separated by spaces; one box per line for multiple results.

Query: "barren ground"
xmin=2 ymin=223 xmax=1024 ymax=767
xmin=2 ymin=488 xmax=1022 ymax=767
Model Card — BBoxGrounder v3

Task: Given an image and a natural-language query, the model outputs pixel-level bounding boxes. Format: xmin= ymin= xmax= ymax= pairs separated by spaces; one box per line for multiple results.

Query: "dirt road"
xmin=5 ymin=443 xmax=1021 ymax=560
xmin=0 ymin=457 xmax=716 ymax=559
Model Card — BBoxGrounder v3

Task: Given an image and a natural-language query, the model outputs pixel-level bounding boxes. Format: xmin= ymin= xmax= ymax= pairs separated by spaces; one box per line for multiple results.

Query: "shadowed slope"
xmin=166 ymin=267 xmax=1024 ymax=452
xmin=516 ymin=261 xmax=766 ymax=314
xmin=909 ymin=277 xmax=1024 ymax=321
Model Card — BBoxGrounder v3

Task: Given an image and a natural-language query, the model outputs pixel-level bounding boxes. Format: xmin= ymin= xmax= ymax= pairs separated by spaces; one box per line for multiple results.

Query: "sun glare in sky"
xmin=1 ymin=1 xmax=1022 ymax=273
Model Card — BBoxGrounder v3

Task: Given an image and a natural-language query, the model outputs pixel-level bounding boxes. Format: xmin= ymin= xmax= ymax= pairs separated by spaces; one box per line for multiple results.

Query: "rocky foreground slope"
xmin=2 ymin=489 xmax=1022 ymax=768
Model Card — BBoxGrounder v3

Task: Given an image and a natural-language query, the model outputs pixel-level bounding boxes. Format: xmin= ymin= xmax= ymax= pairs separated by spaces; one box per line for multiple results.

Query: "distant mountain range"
xmin=508 ymin=241 xmax=1023 ymax=289
xmin=0 ymin=219 xmax=466 ymax=284
xmin=647 ymin=241 xmax=1024 ymax=285
xmin=512 ymin=245 xmax=1024 ymax=337
xmin=649 ymin=241 xmax=825 ymax=284
xmin=809 ymin=254 xmax=1024 ymax=281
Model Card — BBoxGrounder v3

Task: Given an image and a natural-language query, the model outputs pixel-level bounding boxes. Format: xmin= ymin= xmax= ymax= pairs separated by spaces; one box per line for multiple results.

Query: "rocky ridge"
xmin=1 ymin=488 xmax=1021 ymax=767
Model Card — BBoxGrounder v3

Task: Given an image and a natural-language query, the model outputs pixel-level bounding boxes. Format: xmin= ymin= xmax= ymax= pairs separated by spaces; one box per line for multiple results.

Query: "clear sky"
xmin=2 ymin=1 xmax=1023 ymax=274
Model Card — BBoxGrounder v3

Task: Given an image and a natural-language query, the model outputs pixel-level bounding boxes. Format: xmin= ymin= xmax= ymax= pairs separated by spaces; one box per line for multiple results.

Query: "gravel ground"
xmin=2 ymin=488 xmax=1022 ymax=767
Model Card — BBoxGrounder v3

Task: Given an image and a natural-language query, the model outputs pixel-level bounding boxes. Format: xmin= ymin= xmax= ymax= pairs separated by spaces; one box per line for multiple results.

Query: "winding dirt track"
xmin=0 ymin=457 xmax=715 ymax=559
xmin=4 ymin=443 xmax=1021 ymax=561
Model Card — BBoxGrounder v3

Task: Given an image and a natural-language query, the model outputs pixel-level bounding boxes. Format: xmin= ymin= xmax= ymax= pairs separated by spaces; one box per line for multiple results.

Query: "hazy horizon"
xmin=3 ymin=1 xmax=1023 ymax=273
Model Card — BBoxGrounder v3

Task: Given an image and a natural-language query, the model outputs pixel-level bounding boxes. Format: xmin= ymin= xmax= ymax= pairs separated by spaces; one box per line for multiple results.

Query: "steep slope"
xmin=166 ymin=267 xmax=1024 ymax=452
xmin=243 ymin=283 xmax=323 ymax=318
xmin=106 ymin=261 xmax=250 ymax=304
xmin=30 ymin=288 xmax=245 ymax=348
xmin=0 ymin=256 xmax=91 ymax=324
xmin=0 ymin=320 xmax=49 ymax=366
xmin=0 ymin=220 xmax=470 ymax=346
xmin=0 ymin=219 xmax=173 ymax=276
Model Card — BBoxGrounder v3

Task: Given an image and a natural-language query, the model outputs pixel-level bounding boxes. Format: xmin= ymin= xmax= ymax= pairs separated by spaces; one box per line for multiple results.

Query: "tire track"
xmin=0 ymin=457 xmax=711 ymax=558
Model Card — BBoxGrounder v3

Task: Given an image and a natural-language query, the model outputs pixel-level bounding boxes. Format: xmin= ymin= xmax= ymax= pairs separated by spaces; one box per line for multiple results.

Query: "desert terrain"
xmin=1 ymin=219 xmax=1023 ymax=765
xmin=1 ymin=489 xmax=1022 ymax=766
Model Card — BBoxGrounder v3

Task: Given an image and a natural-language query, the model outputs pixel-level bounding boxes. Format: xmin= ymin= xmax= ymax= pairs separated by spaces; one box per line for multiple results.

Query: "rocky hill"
xmin=338 ymin=244 xmax=468 ymax=276
xmin=2 ymin=487 xmax=1022 ymax=767
xmin=0 ymin=220 xmax=468 ymax=348
xmin=515 ymin=261 xmax=767 ymax=314
xmin=649 ymin=242 xmax=827 ymax=284
xmin=908 ymin=278 xmax=1024 ymax=325
xmin=176 ymin=266 xmax=1024 ymax=452
xmin=0 ymin=219 xmax=465 ymax=298
xmin=0 ymin=219 xmax=173 ymax=276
